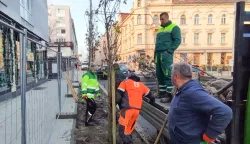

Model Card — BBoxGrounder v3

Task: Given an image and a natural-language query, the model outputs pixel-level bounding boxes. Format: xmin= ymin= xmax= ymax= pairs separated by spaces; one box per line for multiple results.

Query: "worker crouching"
xmin=81 ymin=65 xmax=100 ymax=126
xmin=116 ymin=75 xmax=155 ymax=144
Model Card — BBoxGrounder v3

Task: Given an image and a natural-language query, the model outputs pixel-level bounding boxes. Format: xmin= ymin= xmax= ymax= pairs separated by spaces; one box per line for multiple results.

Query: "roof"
xmin=172 ymin=0 xmax=236 ymax=3
xmin=120 ymin=13 xmax=129 ymax=21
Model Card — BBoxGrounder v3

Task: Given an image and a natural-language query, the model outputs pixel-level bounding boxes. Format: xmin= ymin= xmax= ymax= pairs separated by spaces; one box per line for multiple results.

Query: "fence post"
xmin=21 ymin=29 xmax=27 ymax=144
xmin=71 ymin=58 xmax=74 ymax=82
xmin=66 ymin=58 xmax=69 ymax=94
xmin=57 ymin=51 xmax=62 ymax=114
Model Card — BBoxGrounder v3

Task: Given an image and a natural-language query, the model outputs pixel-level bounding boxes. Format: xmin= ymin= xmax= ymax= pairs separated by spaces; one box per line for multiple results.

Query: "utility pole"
xmin=88 ymin=0 xmax=93 ymax=67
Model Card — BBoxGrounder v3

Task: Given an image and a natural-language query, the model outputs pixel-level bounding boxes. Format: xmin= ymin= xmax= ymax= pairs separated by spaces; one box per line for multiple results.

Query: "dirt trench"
xmin=73 ymin=96 xmax=146 ymax=144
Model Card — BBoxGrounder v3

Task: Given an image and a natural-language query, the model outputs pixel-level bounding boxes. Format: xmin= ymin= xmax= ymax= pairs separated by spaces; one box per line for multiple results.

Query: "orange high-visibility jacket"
xmin=118 ymin=79 xmax=150 ymax=110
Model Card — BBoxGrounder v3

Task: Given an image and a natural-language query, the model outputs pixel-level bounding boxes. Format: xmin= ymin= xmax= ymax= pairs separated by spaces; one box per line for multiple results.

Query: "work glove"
xmin=80 ymin=95 xmax=88 ymax=103
xmin=203 ymin=133 xmax=215 ymax=143
xmin=82 ymin=95 xmax=88 ymax=99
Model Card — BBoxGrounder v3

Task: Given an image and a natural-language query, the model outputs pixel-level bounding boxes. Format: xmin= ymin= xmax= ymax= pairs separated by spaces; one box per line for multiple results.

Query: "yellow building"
xmin=117 ymin=0 xmax=250 ymax=69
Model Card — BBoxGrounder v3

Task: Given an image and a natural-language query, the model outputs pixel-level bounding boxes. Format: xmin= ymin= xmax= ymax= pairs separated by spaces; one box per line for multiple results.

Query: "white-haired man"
xmin=168 ymin=62 xmax=232 ymax=144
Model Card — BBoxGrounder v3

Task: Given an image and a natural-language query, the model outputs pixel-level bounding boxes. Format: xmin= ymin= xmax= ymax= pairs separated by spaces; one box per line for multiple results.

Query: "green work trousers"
xmin=155 ymin=51 xmax=173 ymax=95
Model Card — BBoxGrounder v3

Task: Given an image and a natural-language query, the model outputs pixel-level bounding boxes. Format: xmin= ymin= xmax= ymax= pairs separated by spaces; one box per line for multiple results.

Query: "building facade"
xmin=48 ymin=5 xmax=78 ymax=57
xmin=0 ymin=0 xmax=49 ymax=92
xmin=118 ymin=0 xmax=250 ymax=69
xmin=93 ymin=34 xmax=107 ymax=66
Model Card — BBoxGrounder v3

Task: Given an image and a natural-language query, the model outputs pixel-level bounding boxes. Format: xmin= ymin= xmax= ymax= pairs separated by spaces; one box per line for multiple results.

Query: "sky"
xmin=47 ymin=0 xmax=133 ymax=60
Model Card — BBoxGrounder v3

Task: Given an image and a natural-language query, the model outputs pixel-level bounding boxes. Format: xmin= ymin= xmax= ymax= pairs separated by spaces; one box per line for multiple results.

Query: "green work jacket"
xmin=155 ymin=21 xmax=181 ymax=54
xmin=81 ymin=71 xmax=100 ymax=99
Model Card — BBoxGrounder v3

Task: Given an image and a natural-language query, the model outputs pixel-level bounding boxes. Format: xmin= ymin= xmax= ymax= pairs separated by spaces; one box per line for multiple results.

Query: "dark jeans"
xmin=85 ymin=98 xmax=97 ymax=124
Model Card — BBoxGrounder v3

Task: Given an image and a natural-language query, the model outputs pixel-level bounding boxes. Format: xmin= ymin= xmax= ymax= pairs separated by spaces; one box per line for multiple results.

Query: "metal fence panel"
xmin=0 ymin=19 xmax=76 ymax=144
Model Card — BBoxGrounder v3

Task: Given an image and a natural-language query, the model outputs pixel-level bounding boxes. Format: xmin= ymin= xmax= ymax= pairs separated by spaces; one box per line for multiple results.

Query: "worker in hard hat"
xmin=116 ymin=74 xmax=155 ymax=144
xmin=81 ymin=65 xmax=100 ymax=126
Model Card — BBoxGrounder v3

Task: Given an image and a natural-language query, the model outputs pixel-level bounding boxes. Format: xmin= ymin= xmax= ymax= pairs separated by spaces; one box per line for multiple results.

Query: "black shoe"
xmin=85 ymin=121 xmax=96 ymax=126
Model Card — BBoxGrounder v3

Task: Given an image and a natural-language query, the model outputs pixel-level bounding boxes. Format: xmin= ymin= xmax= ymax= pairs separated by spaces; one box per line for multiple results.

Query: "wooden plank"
xmin=66 ymin=73 xmax=78 ymax=102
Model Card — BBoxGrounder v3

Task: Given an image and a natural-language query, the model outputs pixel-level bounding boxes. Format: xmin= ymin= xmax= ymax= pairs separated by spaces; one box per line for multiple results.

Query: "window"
xmin=182 ymin=33 xmax=186 ymax=44
xmin=194 ymin=14 xmax=199 ymax=25
xmin=56 ymin=9 xmax=65 ymax=16
xmin=20 ymin=0 xmax=32 ymax=23
xmin=221 ymin=14 xmax=226 ymax=24
xmin=137 ymin=0 xmax=141 ymax=7
xmin=208 ymin=14 xmax=213 ymax=24
xmin=61 ymin=29 xmax=66 ymax=34
xmin=207 ymin=33 xmax=212 ymax=44
xmin=137 ymin=34 xmax=142 ymax=44
xmin=194 ymin=33 xmax=199 ymax=44
xmin=137 ymin=15 xmax=142 ymax=25
xmin=180 ymin=15 xmax=186 ymax=24
xmin=153 ymin=15 xmax=159 ymax=24
xmin=56 ymin=38 xmax=65 ymax=42
xmin=221 ymin=33 xmax=226 ymax=43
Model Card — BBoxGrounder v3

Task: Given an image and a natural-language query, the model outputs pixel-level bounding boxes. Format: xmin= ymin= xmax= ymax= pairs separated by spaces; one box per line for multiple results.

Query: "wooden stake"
xmin=154 ymin=116 xmax=168 ymax=144
xmin=111 ymin=67 xmax=116 ymax=144
xmin=66 ymin=74 xmax=78 ymax=102
xmin=108 ymin=64 xmax=113 ymax=143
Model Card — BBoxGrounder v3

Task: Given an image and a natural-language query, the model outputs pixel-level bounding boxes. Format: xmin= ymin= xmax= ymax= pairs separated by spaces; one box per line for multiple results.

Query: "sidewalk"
xmin=0 ymin=74 xmax=77 ymax=144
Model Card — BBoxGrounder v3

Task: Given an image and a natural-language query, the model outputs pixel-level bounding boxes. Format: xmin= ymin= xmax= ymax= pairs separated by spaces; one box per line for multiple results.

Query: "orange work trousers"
xmin=118 ymin=108 xmax=140 ymax=135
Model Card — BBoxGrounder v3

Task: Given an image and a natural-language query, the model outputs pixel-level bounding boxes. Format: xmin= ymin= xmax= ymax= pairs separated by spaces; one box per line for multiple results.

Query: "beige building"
xmin=117 ymin=0 xmax=250 ymax=69
xmin=93 ymin=24 xmax=120 ymax=66
xmin=48 ymin=5 xmax=78 ymax=57
xmin=93 ymin=34 xmax=107 ymax=66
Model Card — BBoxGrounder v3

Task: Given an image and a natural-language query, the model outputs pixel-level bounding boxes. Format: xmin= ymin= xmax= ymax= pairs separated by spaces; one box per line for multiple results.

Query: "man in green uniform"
xmin=81 ymin=65 xmax=100 ymax=126
xmin=154 ymin=12 xmax=181 ymax=103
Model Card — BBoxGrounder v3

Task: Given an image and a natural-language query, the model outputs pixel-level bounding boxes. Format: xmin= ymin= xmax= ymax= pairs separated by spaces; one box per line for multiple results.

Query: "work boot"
xmin=85 ymin=121 xmax=96 ymax=126
xmin=154 ymin=92 xmax=165 ymax=99
xmin=89 ymin=118 xmax=99 ymax=125
xmin=160 ymin=92 xmax=172 ymax=103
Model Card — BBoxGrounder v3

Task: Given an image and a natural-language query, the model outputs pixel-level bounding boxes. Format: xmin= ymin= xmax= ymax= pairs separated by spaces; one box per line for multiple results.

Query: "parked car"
xmin=81 ymin=63 xmax=88 ymax=70
xmin=119 ymin=64 xmax=135 ymax=77
xmin=96 ymin=66 xmax=108 ymax=80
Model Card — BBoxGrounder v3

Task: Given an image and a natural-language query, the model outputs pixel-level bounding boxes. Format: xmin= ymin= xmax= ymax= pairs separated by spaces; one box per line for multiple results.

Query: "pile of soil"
xmin=74 ymin=96 xmax=145 ymax=144
xmin=204 ymin=79 xmax=232 ymax=102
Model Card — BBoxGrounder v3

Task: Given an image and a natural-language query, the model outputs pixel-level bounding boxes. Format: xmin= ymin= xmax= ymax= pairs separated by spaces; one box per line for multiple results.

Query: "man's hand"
xmin=78 ymin=97 xmax=86 ymax=104
xmin=149 ymin=97 xmax=155 ymax=105
xmin=203 ymin=133 xmax=215 ymax=143
xmin=82 ymin=95 xmax=88 ymax=99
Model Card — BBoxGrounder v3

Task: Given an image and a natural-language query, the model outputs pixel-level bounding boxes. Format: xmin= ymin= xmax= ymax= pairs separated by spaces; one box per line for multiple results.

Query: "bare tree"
xmin=48 ymin=20 xmax=57 ymax=44
xmin=96 ymin=0 xmax=126 ymax=143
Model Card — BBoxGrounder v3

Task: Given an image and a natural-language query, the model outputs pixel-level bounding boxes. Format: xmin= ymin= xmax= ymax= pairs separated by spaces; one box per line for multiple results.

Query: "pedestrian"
xmin=116 ymin=74 xmax=155 ymax=144
xmin=80 ymin=65 xmax=100 ymax=126
xmin=154 ymin=12 xmax=181 ymax=103
xmin=168 ymin=62 xmax=232 ymax=144
xmin=75 ymin=63 xmax=77 ymax=69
